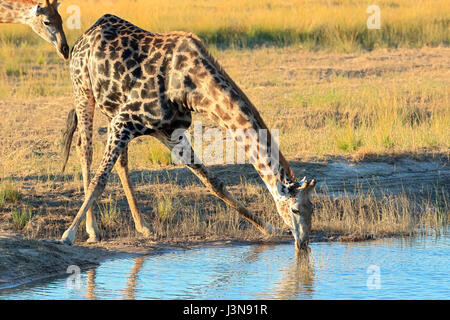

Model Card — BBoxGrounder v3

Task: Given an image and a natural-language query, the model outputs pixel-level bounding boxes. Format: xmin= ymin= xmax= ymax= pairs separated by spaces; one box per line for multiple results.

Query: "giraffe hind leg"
xmin=115 ymin=146 xmax=152 ymax=237
xmin=73 ymin=94 xmax=102 ymax=243
xmin=61 ymin=116 xmax=132 ymax=245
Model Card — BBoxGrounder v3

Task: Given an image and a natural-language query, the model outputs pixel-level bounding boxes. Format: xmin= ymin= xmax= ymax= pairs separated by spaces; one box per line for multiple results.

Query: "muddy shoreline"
xmin=0 ymin=232 xmax=298 ymax=290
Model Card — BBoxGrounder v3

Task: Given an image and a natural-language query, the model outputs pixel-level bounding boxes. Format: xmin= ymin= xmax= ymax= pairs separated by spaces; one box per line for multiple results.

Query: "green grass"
xmin=0 ymin=181 xmax=21 ymax=209
xmin=72 ymin=0 xmax=449 ymax=51
xmin=156 ymin=196 xmax=174 ymax=223
xmin=97 ymin=196 xmax=121 ymax=229
xmin=197 ymin=20 xmax=450 ymax=51
xmin=335 ymin=126 xmax=363 ymax=152
xmin=1 ymin=0 xmax=448 ymax=55
xmin=10 ymin=206 xmax=32 ymax=231
xmin=145 ymin=139 xmax=174 ymax=166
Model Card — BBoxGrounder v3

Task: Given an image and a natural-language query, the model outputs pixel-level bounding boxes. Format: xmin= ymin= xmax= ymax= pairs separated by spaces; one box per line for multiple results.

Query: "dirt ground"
xmin=0 ymin=155 xmax=448 ymax=290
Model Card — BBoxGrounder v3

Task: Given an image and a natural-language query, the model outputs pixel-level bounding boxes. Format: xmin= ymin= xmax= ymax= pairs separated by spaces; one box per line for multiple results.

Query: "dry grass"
xmin=1 ymin=47 xmax=447 ymax=178
xmin=0 ymin=1 xmax=448 ymax=164
xmin=1 ymin=0 xmax=448 ymax=50
xmin=314 ymin=187 xmax=449 ymax=240
xmin=0 ymin=48 xmax=448 ymax=243
xmin=0 ymin=171 xmax=446 ymax=243
xmin=10 ymin=206 xmax=32 ymax=231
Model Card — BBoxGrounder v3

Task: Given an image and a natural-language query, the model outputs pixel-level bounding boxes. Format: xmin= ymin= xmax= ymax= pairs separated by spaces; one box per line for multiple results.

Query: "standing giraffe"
xmin=60 ymin=14 xmax=316 ymax=251
xmin=0 ymin=0 xmax=69 ymax=60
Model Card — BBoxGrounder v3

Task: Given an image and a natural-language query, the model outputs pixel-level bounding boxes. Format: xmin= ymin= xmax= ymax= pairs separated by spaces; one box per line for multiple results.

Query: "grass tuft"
xmin=10 ymin=206 xmax=32 ymax=231
xmin=146 ymin=139 xmax=174 ymax=166
xmin=0 ymin=181 xmax=22 ymax=209
xmin=97 ymin=196 xmax=121 ymax=229
xmin=156 ymin=196 xmax=174 ymax=222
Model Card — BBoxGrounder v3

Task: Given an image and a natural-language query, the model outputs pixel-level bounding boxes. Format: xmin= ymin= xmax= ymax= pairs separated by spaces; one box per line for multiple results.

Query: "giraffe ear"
xmin=30 ymin=4 xmax=42 ymax=16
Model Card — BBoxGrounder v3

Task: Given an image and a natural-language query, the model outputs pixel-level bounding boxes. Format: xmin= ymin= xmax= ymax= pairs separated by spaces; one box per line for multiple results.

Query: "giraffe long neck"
xmin=183 ymin=43 xmax=297 ymax=200
xmin=0 ymin=0 xmax=37 ymax=24
xmin=226 ymin=104 xmax=295 ymax=200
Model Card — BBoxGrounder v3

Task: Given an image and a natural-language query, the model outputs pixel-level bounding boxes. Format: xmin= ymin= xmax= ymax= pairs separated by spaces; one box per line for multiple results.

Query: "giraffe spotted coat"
xmin=62 ymin=14 xmax=316 ymax=250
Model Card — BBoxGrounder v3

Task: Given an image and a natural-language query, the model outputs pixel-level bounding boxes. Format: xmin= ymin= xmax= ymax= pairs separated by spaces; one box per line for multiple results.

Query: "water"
xmin=1 ymin=231 xmax=449 ymax=300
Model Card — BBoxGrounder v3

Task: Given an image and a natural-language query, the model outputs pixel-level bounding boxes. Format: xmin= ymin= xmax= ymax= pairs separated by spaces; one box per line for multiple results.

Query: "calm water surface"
xmin=1 ymin=230 xmax=448 ymax=300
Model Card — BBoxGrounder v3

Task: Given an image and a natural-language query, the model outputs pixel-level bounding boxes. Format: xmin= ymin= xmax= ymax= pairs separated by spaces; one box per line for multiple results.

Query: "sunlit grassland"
xmin=5 ymin=0 xmax=450 ymax=51
xmin=0 ymin=180 xmax=21 ymax=209
xmin=0 ymin=0 xmax=448 ymax=166
xmin=1 ymin=0 xmax=448 ymax=50
xmin=73 ymin=0 xmax=449 ymax=51
xmin=0 ymin=47 xmax=448 ymax=179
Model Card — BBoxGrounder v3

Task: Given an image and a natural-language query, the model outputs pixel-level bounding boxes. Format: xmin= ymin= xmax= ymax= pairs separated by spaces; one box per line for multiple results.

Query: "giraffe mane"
xmin=191 ymin=37 xmax=296 ymax=181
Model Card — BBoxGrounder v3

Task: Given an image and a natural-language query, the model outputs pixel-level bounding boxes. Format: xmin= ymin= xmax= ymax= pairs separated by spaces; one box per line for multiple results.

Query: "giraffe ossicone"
xmin=60 ymin=14 xmax=316 ymax=251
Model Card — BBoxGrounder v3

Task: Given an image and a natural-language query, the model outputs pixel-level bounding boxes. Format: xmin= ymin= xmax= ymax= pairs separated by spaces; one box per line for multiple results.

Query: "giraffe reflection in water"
xmin=84 ymin=255 xmax=145 ymax=300
xmin=83 ymin=247 xmax=314 ymax=300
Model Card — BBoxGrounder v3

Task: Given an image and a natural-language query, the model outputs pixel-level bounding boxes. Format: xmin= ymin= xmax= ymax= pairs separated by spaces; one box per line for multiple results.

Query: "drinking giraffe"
xmin=60 ymin=14 xmax=316 ymax=251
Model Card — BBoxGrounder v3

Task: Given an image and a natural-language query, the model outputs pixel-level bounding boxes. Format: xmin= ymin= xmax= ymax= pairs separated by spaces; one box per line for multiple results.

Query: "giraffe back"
xmin=70 ymin=14 xmax=204 ymax=136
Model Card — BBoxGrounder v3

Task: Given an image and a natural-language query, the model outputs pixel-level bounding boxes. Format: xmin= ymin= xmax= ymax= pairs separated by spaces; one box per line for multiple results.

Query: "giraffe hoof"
xmin=61 ymin=229 xmax=76 ymax=246
xmin=86 ymin=235 xmax=101 ymax=243
xmin=139 ymin=225 xmax=153 ymax=238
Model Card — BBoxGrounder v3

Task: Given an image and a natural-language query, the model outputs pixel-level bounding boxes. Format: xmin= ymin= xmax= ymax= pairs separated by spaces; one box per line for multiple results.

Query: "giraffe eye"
xmin=43 ymin=20 xmax=51 ymax=26
xmin=291 ymin=202 xmax=301 ymax=215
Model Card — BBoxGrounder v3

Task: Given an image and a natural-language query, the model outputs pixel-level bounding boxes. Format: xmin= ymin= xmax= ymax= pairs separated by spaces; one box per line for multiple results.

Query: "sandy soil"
xmin=0 ymin=156 xmax=447 ymax=290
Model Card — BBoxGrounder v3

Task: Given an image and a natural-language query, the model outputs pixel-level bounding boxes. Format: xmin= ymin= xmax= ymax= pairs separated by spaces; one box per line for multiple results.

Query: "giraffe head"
xmin=276 ymin=178 xmax=316 ymax=252
xmin=26 ymin=0 xmax=69 ymax=60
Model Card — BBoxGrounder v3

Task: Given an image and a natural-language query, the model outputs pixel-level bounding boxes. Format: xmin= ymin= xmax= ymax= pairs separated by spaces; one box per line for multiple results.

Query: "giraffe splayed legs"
xmin=61 ymin=14 xmax=316 ymax=251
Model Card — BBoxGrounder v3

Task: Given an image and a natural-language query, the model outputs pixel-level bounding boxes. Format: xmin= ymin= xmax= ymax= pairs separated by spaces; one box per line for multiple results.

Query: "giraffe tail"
xmin=61 ymin=109 xmax=78 ymax=173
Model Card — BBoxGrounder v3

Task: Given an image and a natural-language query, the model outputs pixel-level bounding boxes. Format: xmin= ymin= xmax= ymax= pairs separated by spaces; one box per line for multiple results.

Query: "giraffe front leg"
xmin=61 ymin=118 xmax=132 ymax=245
xmin=187 ymin=162 xmax=276 ymax=235
xmin=159 ymin=132 xmax=278 ymax=236
xmin=115 ymin=147 xmax=152 ymax=238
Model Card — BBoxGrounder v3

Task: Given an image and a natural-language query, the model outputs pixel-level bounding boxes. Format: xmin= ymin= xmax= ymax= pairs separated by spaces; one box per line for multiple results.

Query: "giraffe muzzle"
xmin=292 ymin=213 xmax=311 ymax=252
xmin=58 ymin=43 xmax=70 ymax=60
xmin=295 ymin=239 xmax=311 ymax=252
